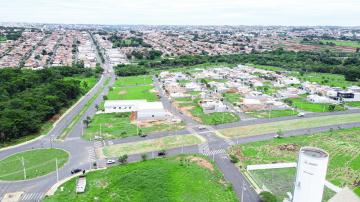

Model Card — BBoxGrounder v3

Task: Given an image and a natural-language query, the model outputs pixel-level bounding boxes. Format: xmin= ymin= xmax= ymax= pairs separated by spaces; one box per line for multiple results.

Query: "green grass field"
xmin=248 ymin=168 xmax=336 ymax=201
xmin=249 ymin=64 xmax=284 ymax=71
xmin=0 ymin=36 xmax=6 ymax=42
xmin=108 ymin=85 xmax=158 ymax=101
xmin=229 ymin=127 xmax=360 ymax=189
xmin=321 ymin=40 xmax=360 ymax=48
xmin=103 ymin=134 xmax=205 ymax=157
xmin=44 ymin=155 xmax=237 ymax=202
xmin=0 ymin=149 xmax=68 ymax=181
xmin=291 ymin=72 xmax=359 ymax=88
xmin=288 ymin=97 xmax=345 ymax=112
xmin=223 ymin=93 xmax=241 ymax=105
xmin=220 ymin=113 xmax=360 ymax=138
xmin=346 ymin=101 xmax=360 ymax=107
xmin=190 ymin=105 xmax=240 ymax=125
xmin=84 ymin=113 xmax=185 ymax=140
xmin=246 ymin=109 xmax=298 ymax=118
xmin=114 ymin=75 xmax=153 ymax=87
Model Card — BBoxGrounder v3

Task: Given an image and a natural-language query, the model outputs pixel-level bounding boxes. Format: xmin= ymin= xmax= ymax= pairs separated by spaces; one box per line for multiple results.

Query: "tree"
xmin=118 ymin=154 xmax=128 ymax=164
xmin=95 ymin=104 xmax=99 ymax=111
xmin=141 ymin=154 xmax=148 ymax=161
xmin=259 ymin=191 xmax=277 ymax=202
xmin=229 ymin=154 xmax=239 ymax=163
xmin=276 ymin=129 xmax=284 ymax=138
xmin=328 ymin=104 xmax=336 ymax=112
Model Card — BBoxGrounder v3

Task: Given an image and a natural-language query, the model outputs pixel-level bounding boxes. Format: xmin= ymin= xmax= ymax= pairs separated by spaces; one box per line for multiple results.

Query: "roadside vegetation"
xmin=220 ymin=113 xmax=360 ymax=138
xmin=285 ymin=97 xmax=345 ymax=112
xmin=0 ymin=148 xmax=68 ymax=181
xmin=83 ymin=113 xmax=185 ymax=140
xmin=246 ymin=109 xmax=298 ymax=118
xmin=228 ymin=127 xmax=360 ymax=197
xmin=44 ymin=155 xmax=237 ymax=202
xmin=102 ymin=134 xmax=204 ymax=157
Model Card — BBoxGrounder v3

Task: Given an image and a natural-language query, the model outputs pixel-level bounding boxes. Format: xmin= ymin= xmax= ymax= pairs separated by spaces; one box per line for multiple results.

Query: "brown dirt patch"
xmin=277 ymin=144 xmax=299 ymax=152
xmin=96 ymin=179 xmax=108 ymax=188
xmin=49 ymin=114 xmax=61 ymax=122
xmin=187 ymin=156 xmax=214 ymax=171
xmin=118 ymin=90 xmax=126 ymax=95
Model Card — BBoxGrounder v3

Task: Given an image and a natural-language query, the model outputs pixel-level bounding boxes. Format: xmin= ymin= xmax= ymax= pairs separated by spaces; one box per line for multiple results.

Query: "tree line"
xmin=0 ymin=66 xmax=99 ymax=143
xmin=125 ymin=49 xmax=360 ymax=81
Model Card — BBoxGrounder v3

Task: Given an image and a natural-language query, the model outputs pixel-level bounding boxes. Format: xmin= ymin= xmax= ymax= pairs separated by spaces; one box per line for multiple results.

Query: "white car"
xmin=198 ymin=126 xmax=206 ymax=130
xmin=297 ymin=113 xmax=305 ymax=117
xmin=106 ymin=159 xmax=116 ymax=164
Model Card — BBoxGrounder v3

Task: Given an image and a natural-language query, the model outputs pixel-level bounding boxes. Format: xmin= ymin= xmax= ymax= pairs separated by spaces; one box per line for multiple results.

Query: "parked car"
xmin=71 ymin=168 xmax=82 ymax=174
xmin=106 ymin=159 xmax=116 ymax=164
xmin=198 ymin=126 xmax=206 ymax=130
xmin=158 ymin=150 xmax=166 ymax=156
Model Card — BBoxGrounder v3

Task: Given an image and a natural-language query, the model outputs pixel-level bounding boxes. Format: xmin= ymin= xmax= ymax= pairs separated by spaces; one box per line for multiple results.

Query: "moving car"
xmin=71 ymin=168 xmax=82 ymax=174
xmin=297 ymin=112 xmax=305 ymax=117
xmin=106 ymin=159 xmax=116 ymax=164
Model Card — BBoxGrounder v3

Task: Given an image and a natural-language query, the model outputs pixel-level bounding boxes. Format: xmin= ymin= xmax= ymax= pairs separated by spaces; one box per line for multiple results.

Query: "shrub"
xmin=259 ymin=191 xmax=277 ymax=202
xmin=141 ymin=154 xmax=148 ymax=161
xmin=118 ymin=154 xmax=128 ymax=164
xmin=229 ymin=154 xmax=239 ymax=163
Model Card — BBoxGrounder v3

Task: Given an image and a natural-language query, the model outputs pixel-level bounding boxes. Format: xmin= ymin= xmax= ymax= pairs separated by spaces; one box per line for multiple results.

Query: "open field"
xmin=220 ymin=113 xmax=360 ymax=138
xmin=0 ymin=149 xmax=68 ymax=181
xmin=248 ymin=168 xmax=336 ymax=201
xmin=321 ymin=40 xmax=360 ymax=48
xmin=223 ymin=93 xmax=241 ymax=105
xmin=103 ymin=134 xmax=205 ymax=157
xmin=346 ymin=101 xmax=360 ymax=107
xmin=108 ymin=85 xmax=158 ymax=101
xmin=246 ymin=109 xmax=298 ymax=119
xmin=190 ymin=105 xmax=240 ymax=125
xmin=248 ymin=64 xmax=284 ymax=71
xmin=44 ymin=155 xmax=237 ymax=202
xmin=114 ymin=75 xmax=153 ymax=87
xmin=291 ymin=72 xmax=359 ymax=88
xmin=229 ymin=127 xmax=360 ymax=189
xmin=83 ymin=113 xmax=185 ymax=140
xmin=288 ymin=97 xmax=345 ymax=112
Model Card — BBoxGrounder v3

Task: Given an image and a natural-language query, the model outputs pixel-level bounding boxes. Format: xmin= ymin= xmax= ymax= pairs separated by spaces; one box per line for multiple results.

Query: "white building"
xmin=104 ymin=100 xmax=167 ymax=120
xmin=293 ymin=147 xmax=329 ymax=202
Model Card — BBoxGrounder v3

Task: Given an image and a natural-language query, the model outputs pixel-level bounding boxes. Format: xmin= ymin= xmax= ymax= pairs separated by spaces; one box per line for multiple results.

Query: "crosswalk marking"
xmin=198 ymin=143 xmax=210 ymax=155
xmin=94 ymin=141 xmax=103 ymax=148
xmin=20 ymin=192 xmax=43 ymax=201
xmin=202 ymin=149 xmax=226 ymax=156
xmin=87 ymin=147 xmax=96 ymax=162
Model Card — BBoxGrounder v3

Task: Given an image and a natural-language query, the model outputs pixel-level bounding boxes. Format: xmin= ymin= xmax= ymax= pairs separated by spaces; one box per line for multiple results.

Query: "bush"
xmin=118 ymin=154 xmax=128 ymax=164
xmin=141 ymin=154 xmax=148 ymax=161
xmin=229 ymin=154 xmax=239 ymax=163
xmin=259 ymin=191 xmax=277 ymax=202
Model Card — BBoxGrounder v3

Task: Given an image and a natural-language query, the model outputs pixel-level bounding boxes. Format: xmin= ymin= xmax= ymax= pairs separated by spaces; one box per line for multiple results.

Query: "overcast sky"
xmin=1 ymin=0 xmax=360 ymax=26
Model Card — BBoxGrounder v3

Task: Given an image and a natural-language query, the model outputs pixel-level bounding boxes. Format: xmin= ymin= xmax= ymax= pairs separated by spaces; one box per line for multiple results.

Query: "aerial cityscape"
xmin=0 ymin=1 xmax=360 ymax=202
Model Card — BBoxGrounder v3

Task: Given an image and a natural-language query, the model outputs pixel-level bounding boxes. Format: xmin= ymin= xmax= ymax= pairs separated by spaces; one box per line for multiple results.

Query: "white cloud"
xmin=0 ymin=0 xmax=359 ymax=26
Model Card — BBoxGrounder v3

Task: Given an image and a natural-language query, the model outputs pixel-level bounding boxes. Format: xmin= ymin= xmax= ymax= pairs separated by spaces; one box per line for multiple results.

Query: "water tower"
xmin=292 ymin=147 xmax=329 ymax=202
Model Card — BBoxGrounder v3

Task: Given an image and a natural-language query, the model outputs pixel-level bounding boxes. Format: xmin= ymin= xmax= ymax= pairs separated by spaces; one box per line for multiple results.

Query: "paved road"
xmin=1 ymin=63 xmax=360 ymax=201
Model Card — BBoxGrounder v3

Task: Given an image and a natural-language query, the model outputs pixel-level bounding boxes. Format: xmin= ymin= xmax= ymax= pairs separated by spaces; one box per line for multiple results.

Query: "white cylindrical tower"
xmin=293 ymin=147 xmax=329 ymax=202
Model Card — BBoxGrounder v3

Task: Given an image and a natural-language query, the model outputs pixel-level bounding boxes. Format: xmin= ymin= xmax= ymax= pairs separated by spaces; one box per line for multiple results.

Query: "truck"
xmin=76 ymin=175 xmax=87 ymax=193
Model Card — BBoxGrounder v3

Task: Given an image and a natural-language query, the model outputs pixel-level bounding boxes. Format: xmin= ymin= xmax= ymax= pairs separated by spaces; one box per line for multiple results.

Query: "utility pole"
xmin=22 ymin=156 xmax=26 ymax=180
xmin=56 ymin=158 xmax=59 ymax=182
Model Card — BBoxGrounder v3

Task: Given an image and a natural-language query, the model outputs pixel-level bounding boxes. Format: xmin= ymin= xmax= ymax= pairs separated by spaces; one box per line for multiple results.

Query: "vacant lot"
xmin=84 ymin=113 xmax=185 ymax=140
xmin=246 ymin=109 xmax=298 ymax=118
xmin=64 ymin=76 xmax=97 ymax=93
xmin=220 ymin=113 xmax=360 ymax=138
xmin=108 ymin=85 xmax=158 ymax=101
xmin=292 ymin=71 xmax=359 ymax=88
xmin=346 ymin=101 xmax=360 ymax=107
xmin=223 ymin=93 xmax=241 ymax=105
xmin=44 ymin=155 xmax=237 ymax=202
xmin=0 ymin=149 xmax=68 ymax=181
xmin=103 ymin=134 xmax=204 ymax=157
xmin=288 ymin=97 xmax=345 ymax=112
xmin=114 ymin=75 xmax=153 ymax=87
xmin=229 ymin=127 xmax=360 ymax=189
xmin=321 ymin=40 xmax=360 ymax=48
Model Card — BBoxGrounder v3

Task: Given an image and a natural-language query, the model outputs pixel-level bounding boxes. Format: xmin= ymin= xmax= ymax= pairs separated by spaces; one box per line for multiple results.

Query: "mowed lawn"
xmin=114 ymin=75 xmax=153 ymax=87
xmin=103 ymin=134 xmax=205 ymax=157
xmin=321 ymin=40 xmax=360 ymax=48
xmin=288 ymin=97 xmax=345 ymax=112
xmin=44 ymin=156 xmax=238 ymax=202
xmin=346 ymin=101 xmax=360 ymax=107
xmin=228 ymin=127 xmax=360 ymax=190
xmin=220 ymin=113 xmax=360 ymax=138
xmin=83 ymin=113 xmax=185 ymax=140
xmin=246 ymin=109 xmax=298 ymax=118
xmin=0 ymin=149 xmax=68 ymax=181
xmin=108 ymin=85 xmax=158 ymax=101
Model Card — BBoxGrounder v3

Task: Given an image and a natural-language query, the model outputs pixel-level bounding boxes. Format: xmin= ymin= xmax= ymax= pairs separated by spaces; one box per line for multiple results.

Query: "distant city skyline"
xmin=1 ymin=0 xmax=360 ymax=26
